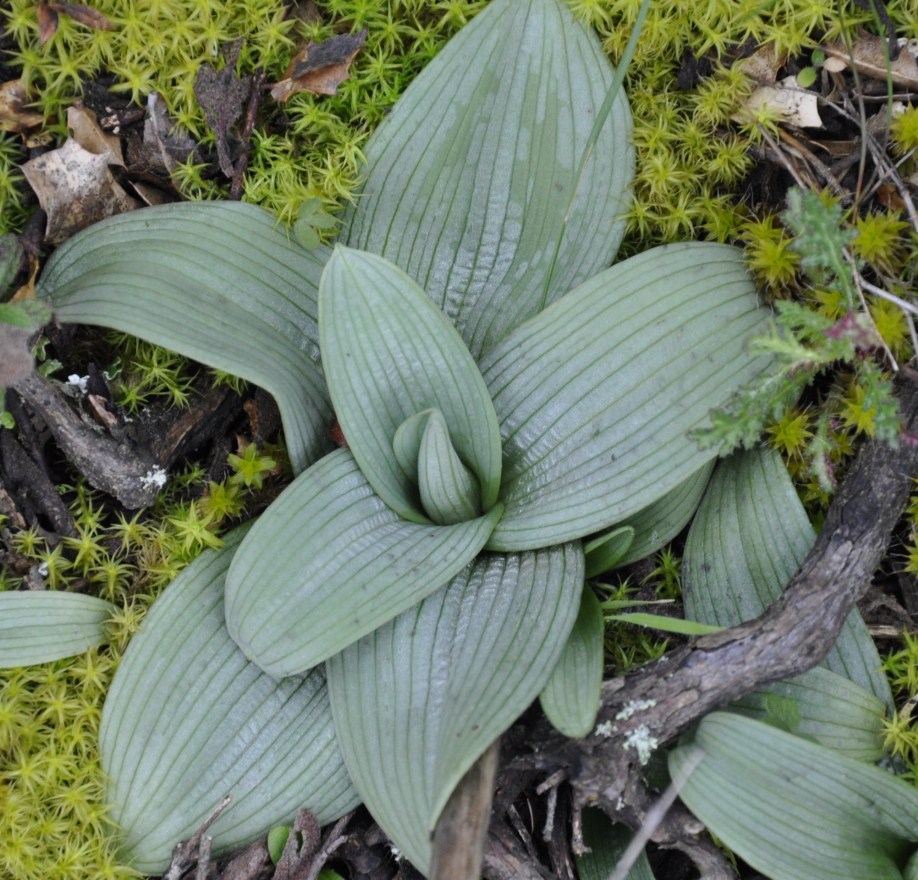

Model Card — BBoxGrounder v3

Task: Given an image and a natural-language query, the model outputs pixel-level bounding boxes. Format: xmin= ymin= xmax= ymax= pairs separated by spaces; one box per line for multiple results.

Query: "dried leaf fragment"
xmin=22 ymin=139 xmax=139 ymax=244
xmin=194 ymin=40 xmax=251 ymax=178
xmin=270 ymin=28 xmax=368 ymax=102
xmin=824 ymin=34 xmax=918 ymax=89
xmin=50 ymin=1 xmax=113 ymax=31
xmin=735 ymin=75 xmax=823 ymax=129
xmin=0 ymin=81 xmax=44 ymax=133
xmin=67 ymin=103 xmax=123 ymax=165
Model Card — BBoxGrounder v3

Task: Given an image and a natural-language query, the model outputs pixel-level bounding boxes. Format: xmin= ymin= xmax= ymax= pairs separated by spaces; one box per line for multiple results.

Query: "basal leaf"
xmin=730 ymin=666 xmax=886 ymax=761
xmin=319 ymin=247 xmax=501 ymax=521
xmin=99 ymin=527 xmax=358 ymax=875
xmin=584 ymin=525 xmax=635 ymax=578
xmin=539 ymin=583 xmax=604 ymax=738
xmin=342 ymin=0 xmax=633 ymax=357
xmin=576 ymin=808 xmax=656 ymax=880
xmin=683 ymin=446 xmax=892 ymax=707
xmin=670 ymin=713 xmax=918 ymax=880
xmin=481 ymin=243 xmax=768 ymax=550
xmin=0 ymin=591 xmax=115 ymax=667
xmin=326 ymin=543 xmax=584 ymax=874
xmin=38 ymin=202 xmax=332 ymax=474
xmin=225 ymin=449 xmax=501 ymax=677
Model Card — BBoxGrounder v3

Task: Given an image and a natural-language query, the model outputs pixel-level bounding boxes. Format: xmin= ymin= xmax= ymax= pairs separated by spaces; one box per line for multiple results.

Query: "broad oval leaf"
xmin=539 ymin=583 xmax=604 ymax=738
xmin=38 ymin=202 xmax=332 ymax=474
xmin=225 ymin=449 xmax=502 ymax=677
xmin=99 ymin=527 xmax=358 ymax=875
xmin=683 ymin=446 xmax=892 ymax=707
xmin=730 ymin=666 xmax=886 ymax=761
xmin=670 ymin=713 xmax=918 ymax=880
xmin=481 ymin=243 xmax=768 ymax=550
xmin=0 ymin=591 xmax=115 ymax=667
xmin=342 ymin=0 xmax=633 ymax=357
xmin=319 ymin=247 xmax=501 ymax=521
xmin=326 ymin=543 xmax=584 ymax=874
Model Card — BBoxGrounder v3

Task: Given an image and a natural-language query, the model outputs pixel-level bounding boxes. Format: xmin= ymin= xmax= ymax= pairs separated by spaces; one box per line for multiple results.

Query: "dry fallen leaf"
xmin=0 ymin=81 xmax=44 ymax=133
xmin=22 ymin=139 xmax=139 ymax=244
xmin=67 ymin=103 xmax=123 ymax=164
xmin=37 ymin=2 xmax=59 ymax=45
xmin=735 ymin=75 xmax=823 ymax=129
xmin=824 ymin=34 xmax=918 ymax=89
xmin=133 ymin=92 xmax=198 ymax=177
xmin=50 ymin=1 xmax=113 ymax=31
xmin=736 ymin=43 xmax=786 ymax=85
xmin=270 ymin=28 xmax=368 ymax=102
xmin=194 ymin=40 xmax=251 ymax=178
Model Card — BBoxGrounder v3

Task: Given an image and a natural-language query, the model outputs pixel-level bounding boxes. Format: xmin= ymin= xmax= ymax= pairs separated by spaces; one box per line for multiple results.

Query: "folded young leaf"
xmin=683 ymin=446 xmax=892 ymax=707
xmin=416 ymin=409 xmax=482 ymax=525
xmin=326 ymin=543 xmax=584 ymax=874
xmin=225 ymin=449 xmax=502 ymax=677
xmin=481 ymin=243 xmax=768 ymax=550
xmin=670 ymin=713 xmax=918 ymax=880
xmin=584 ymin=525 xmax=635 ymax=578
xmin=99 ymin=527 xmax=358 ymax=875
xmin=0 ymin=591 xmax=115 ymax=667
xmin=38 ymin=202 xmax=332 ymax=474
xmin=342 ymin=0 xmax=633 ymax=358
xmin=319 ymin=247 xmax=501 ymax=521
xmin=539 ymin=583 xmax=604 ymax=738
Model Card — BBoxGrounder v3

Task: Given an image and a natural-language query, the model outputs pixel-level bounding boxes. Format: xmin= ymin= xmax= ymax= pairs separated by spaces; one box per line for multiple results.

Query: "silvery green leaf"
xmin=683 ymin=446 xmax=892 ymax=707
xmin=0 ymin=591 xmax=115 ymax=667
xmin=417 ymin=409 xmax=482 ymax=525
xmin=327 ymin=543 xmax=584 ymax=874
xmin=730 ymin=666 xmax=885 ymax=761
xmin=576 ymin=809 xmax=656 ymax=880
xmin=319 ymin=247 xmax=501 ymax=522
xmin=38 ymin=202 xmax=332 ymax=474
xmin=539 ymin=584 xmax=604 ymax=738
xmin=481 ymin=243 xmax=767 ymax=551
xmin=342 ymin=0 xmax=633 ymax=357
xmin=99 ymin=528 xmax=358 ymax=875
xmin=225 ymin=449 xmax=502 ymax=677
xmin=584 ymin=526 xmax=635 ymax=578
xmin=612 ymin=461 xmax=713 ymax=568
xmin=670 ymin=713 xmax=918 ymax=880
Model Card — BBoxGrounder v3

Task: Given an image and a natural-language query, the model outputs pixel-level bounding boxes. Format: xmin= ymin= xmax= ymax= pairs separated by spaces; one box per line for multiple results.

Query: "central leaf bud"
xmin=393 ymin=409 xmax=483 ymax=525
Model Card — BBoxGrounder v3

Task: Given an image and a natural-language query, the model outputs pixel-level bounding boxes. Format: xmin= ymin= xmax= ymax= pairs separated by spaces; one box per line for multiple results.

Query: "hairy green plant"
xmin=28 ymin=0 xmax=774 ymax=872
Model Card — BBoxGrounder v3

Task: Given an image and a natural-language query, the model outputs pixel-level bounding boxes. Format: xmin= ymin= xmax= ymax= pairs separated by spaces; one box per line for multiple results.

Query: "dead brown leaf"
xmin=0 ymin=324 xmax=34 ymax=387
xmin=22 ymin=139 xmax=139 ymax=244
xmin=194 ymin=40 xmax=251 ymax=178
xmin=67 ymin=103 xmax=123 ymax=164
xmin=824 ymin=33 xmax=918 ymax=89
xmin=0 ymin=81 xmax=44 ymax=133
xmin=270 ymin=28 xmax=367 ymax=102
xmin=49 ymin=1 xmax=113 ymax=31
xmin=37 ymin=2 xmax=59 ymax=46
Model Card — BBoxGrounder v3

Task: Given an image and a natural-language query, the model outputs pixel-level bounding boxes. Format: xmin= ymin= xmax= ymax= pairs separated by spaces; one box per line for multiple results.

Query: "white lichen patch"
xmin=67 ymin=374 xmax=89 ymax=394
xmin=624 ymin=724 xmax=659 ymax=765
xmin=140 ymin=467 xmax=168 ymax=489
xmin=594 ymin=720 xmax=616 ymax=738
xmin=615 ymin=698 xmax=656 ymax=721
